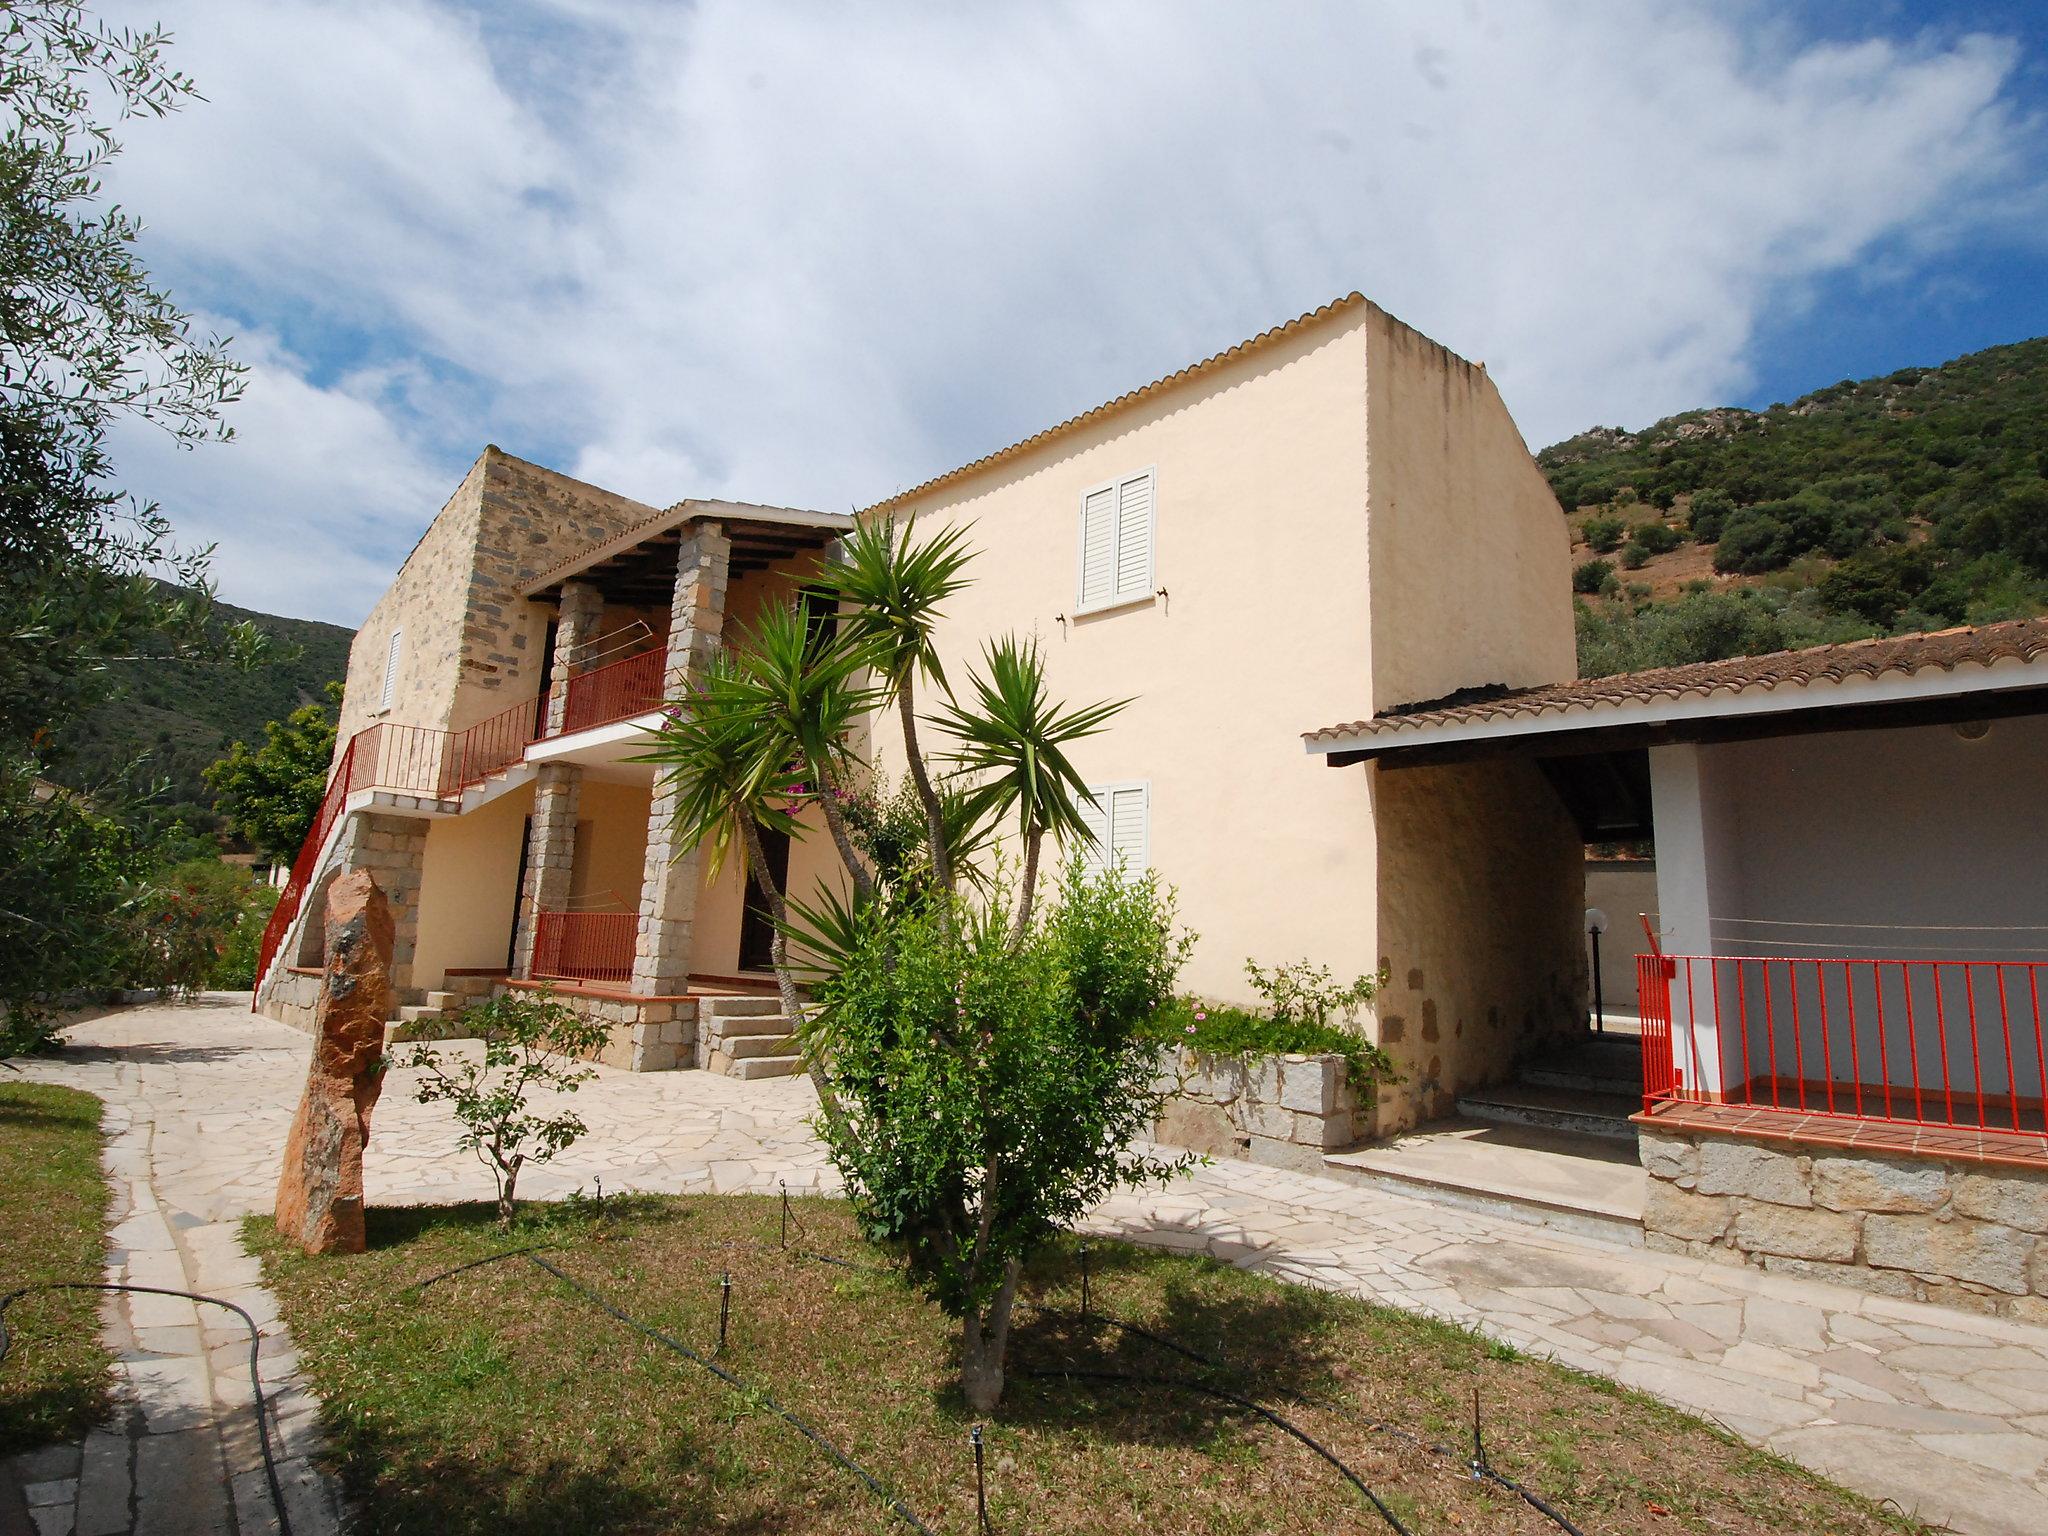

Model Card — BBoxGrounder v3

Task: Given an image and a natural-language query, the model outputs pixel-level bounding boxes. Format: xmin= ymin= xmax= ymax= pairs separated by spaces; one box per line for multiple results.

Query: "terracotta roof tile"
xmin=1304 ymin=618 xmax=2048 ymax=746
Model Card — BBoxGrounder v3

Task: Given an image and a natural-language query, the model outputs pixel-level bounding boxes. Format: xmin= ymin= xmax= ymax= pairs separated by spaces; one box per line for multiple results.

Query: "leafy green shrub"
xmin=1576 ymin=587 xmax=1879 ymax=676
xmin=128 ymin=859 xmax=252 ymax=999
xmin=1630 ymin=521 xmax=1681 ymax=555
xmin=1243 ymin=957 xmax=1379 ymax=1031
xmin=404 ymin=990 xmax=612 ymax=1225
xmin=1572 ymin=558 xmax=1616 ymax=595
xmin=1686 ymin=488 xmax=1734 ymax=542
xmin=213 ymin=882 xmax=280 ymax=988
xmin=814 ymin=865 xmax=1192 ymax=1406
xmin=1579 ymin=516 xmax=1625 ymax=553
xmin=1619 ymin=543 xmax=1649 ymax=570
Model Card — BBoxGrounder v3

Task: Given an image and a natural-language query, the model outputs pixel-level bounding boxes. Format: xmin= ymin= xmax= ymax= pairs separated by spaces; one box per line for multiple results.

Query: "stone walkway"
xmin=10 ymin=997 xmax=2048 ymax=1535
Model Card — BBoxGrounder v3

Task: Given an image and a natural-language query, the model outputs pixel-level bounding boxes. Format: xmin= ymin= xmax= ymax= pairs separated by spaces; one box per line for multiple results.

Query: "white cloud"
xmin=97 ymin=0 xmax=2044 ymax=623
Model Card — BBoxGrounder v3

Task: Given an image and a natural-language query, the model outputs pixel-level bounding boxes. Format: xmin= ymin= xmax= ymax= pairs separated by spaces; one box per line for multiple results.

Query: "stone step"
xmin=423 ymin=990 xmax=459 ymax=1011
xmin=701 ymin=994 xmax=782 ymax=1018
xmin=714 ymin=1014 xmax=794 ymax=1040
xmin=397 ymin=1004 xmax=444 ymax=1024
xmin=731 ymin=1054 xmax=804 ymax=1081
xmin=725 ymin=1033 xmax=797 ymax=1060
xmin=1322 ymin=1117 xmax=1643 ymax=1245
xmin=1523 ymin=1047 xmax=1641 ymax=1094
xmin=1456 ymin=1082 xmax=1640 ymax=1142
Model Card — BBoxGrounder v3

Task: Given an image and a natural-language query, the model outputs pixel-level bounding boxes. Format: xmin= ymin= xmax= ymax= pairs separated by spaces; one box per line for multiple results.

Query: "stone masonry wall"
xmin=496 ymin=983 xmax=697 ymax=1072
xmin=1642 ymin=1126 xmax=2048 ymax=1323
xmin=1151 ymin=1048 xmax=1360 ymax=1173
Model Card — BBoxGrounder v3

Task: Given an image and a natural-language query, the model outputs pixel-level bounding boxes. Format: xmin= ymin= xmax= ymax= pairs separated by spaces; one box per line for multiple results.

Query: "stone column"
xmin=632 ymin=522 xmax=730 ymax=996
xmin=545 ymin=580 xmax=604 ymax=735
xmin=513 ymin=762 xmax=582 ymax=978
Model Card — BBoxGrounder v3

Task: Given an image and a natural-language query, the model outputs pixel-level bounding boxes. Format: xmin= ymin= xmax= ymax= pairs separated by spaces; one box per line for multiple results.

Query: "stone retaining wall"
xmin=1641 ymin=1125 xmax=2048 ymax=1322
xmin=263 ymin=968 xmax=323 ymax=1033
xmin=1150 ymin=1048 xmax=1360 ymax=1173
xmin=496 ymin=983 xmax=697 ymax=1073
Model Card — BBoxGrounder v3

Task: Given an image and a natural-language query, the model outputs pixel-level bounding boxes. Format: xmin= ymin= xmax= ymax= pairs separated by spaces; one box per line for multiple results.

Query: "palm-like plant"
xmin=932 ymin=635 xmax=1130 ymax=942
xmin=815 ymin=517 xmax=974 ymax=891
xmin=714 ymin=599 xmax=885 ymax=899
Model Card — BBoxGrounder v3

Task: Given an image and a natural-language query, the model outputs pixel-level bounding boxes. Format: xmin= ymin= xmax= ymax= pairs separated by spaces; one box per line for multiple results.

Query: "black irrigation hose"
xmin=403 ymin=1243 xmax=936 ymax=1535
xmin=1026 ymin=1364 xmax=1416 ymax=1536
xmin=1081 ymin=1309 xmax=1589 ymax=1536
xmin=0 ymin=1281 xmax=294 ymax=1536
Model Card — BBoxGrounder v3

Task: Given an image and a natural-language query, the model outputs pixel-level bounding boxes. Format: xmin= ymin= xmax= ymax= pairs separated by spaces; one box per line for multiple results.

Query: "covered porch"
xmin=1301 ymin=620 xmax=2048 ymax=1287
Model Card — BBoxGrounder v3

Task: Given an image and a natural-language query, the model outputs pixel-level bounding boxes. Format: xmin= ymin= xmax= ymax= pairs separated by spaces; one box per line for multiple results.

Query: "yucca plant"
xmin=814 ymin=517 xmax=974 ymax=890
xmin=933 ymin=635 xmax=1129 ymax=942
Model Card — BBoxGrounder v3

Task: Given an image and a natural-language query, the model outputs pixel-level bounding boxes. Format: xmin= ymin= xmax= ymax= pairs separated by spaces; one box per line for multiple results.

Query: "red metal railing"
xmin=531 ymin=911 xmax=637 ymax=985
xmin=1640 ymin=953 xmax=2048 ymax=1145
xmin=252 ymin=692 xmax=552 ymax=1004
xmin=556 ymin=648 xmax=665 ymax=736
xmin=251 ymin=733 xmax=364 ymax=995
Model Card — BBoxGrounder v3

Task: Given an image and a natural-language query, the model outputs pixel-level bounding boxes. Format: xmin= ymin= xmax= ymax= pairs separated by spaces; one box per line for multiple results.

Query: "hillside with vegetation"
xmin=52 ymin=596 xmax=351 ymax=839
xmin=1539 ymin=337 xmax=2048 ymax=677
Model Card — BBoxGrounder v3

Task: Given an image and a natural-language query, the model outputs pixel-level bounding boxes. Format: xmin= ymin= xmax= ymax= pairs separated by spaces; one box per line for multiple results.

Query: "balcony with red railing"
xmin=552 ymin=648 xmax=667 ymax=737
xmin=530 ymin=910 xmax=638 ymax=985
xmin=1639 ymin=952 xmax=2048 ymax=1166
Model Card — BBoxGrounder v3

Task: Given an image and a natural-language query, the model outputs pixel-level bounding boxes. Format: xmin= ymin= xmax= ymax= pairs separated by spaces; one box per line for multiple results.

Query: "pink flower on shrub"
xmin=1194 ymin=1011 xmax=1207 ymax=1022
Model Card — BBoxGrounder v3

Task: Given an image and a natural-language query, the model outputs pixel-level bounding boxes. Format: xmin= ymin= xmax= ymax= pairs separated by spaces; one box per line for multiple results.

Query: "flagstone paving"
xmin=10 ymin=996 xmax=2048 ymax=1535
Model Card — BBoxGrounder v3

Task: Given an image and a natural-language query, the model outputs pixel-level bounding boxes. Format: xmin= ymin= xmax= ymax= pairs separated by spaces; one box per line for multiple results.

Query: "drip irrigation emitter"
xmin=970 ymin=1423 xmax=990 ymax=1534
xmin=1 ymin=1281 xmax=294 ymax=1536
xmin=717 ymin=1270 xmax=732 ymax=1355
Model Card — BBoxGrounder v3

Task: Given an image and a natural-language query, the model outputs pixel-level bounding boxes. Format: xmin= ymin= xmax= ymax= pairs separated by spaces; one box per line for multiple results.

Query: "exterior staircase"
xmin=385 ymin=976 xmax=500 ymax=1045
xmin=697 ymin=995 xmax=805 ymax=1080
xmin=1456 ymin=1033 xmax=1643 ymax=1142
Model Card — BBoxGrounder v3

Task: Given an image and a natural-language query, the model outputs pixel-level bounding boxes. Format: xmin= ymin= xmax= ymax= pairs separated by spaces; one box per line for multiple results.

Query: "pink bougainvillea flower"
xmin=1194 ymin=1011 xmax=1207 ymax=1022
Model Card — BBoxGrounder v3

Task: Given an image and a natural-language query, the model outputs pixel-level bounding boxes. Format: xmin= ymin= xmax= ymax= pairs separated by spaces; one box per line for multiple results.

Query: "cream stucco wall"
xmin=867 ymin=310 xmax=1382 ymax=1003
xmin=1370 ymin=759 xmax=1586 ymax=1133
xmin=412 ymin=781 xmax=532 ymax=987
xmin=1363 ymin=308 xmax=1576 ymax=711
xmin=569 ymin=779 xmax=654 ymax=911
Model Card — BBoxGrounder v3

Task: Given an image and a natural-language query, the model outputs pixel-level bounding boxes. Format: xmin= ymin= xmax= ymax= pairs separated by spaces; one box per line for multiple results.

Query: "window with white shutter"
xmin=1075 ymin=468 xmax=1154 ymax=612
xmin=379 ymin=629 xmax=403 ymax=713
xmin=1076 ymin=782 xmax=1149 ymax=876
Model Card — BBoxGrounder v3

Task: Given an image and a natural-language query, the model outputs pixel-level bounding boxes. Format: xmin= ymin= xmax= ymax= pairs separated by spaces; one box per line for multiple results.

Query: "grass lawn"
xmin=253 ymin=1194 xmax=1927 ymax=1536
xmin=0 ymin=1082 xmax=111 ymax=1455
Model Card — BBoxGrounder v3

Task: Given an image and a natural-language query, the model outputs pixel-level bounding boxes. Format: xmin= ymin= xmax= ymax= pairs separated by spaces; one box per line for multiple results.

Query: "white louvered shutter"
xmin=1079 ymin=484 xmax=1117 ymax=608
xmin=379 ymin=629 xmax=403 ymax=711
xmin=1114 ymin=472 xmax=1152 ymax=599
xmin=1078 ymin=783 xmax=1148 ymax=876
xmin=1108 ymin=784 xmax=1149 ymax=871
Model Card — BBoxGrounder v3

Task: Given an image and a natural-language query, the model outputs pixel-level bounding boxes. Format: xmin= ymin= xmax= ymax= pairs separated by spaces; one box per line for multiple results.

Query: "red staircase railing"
xmin=1640 ymin=953 xmax=2048 ymax=1146
xmin=531 ymin=910 xmax=637 ymax=985
xmin=251 ymin=691 xmax=551 ymax=1005
xmin=556 ymin=648 xmax=665 ymax=736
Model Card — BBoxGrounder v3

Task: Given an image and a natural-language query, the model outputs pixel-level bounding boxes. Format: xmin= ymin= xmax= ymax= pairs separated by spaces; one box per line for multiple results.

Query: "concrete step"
xmin=423 ymin=990 xmax=460 ymax=1011
xmin=1456 ymin=1082 xmax=1640 ymax=1142
xmin=1323 ymin=1117 xmax=1643 ymax=1244
xmin=725 ymin=1032 xmax=797 ymax=1060
xmin=702 ymin=994 xmax=782 ymax=1018
xmin=1524 ymin=1039 xmax=1641 ymax=1094
xmin=715 ymin=1014 xmax=794 ymax=1039
xmin=731 ymin=1054 xmax=804 ymax=1081
xmin=397 ymin=1004 xmax=444 ymax=1024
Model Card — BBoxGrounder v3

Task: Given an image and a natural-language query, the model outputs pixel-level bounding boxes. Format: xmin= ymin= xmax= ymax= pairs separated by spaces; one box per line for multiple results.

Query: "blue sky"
xmin=95 ymin=1 xmax=2048 ymax=625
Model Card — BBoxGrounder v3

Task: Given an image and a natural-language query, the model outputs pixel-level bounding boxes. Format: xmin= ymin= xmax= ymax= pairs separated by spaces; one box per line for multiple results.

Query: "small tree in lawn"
xmin=403 ymin=990 xmax=610 ymax=1225
xmin=643 ymin=516 xmax=1190 ymax=1410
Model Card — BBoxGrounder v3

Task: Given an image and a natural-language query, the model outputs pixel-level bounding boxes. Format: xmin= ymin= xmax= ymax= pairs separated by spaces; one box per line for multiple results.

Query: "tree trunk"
xmin=895 ymin=677 xmax=952 ymax=893
xmin=960 ymin=1257 xmax=1024 ymax=1412
xmin=495 ymin=1151 xmax=522 ymax=1226
xmin=1008 ymin=824 xmax=1044 ymax=948
xmin=813 ymin=781 xmax=877 ymax=902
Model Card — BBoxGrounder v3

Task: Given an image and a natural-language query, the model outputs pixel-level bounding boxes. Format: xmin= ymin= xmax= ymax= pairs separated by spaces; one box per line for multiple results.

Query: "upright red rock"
xmin=274 ymin=871 xmax=393 ymax=1254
